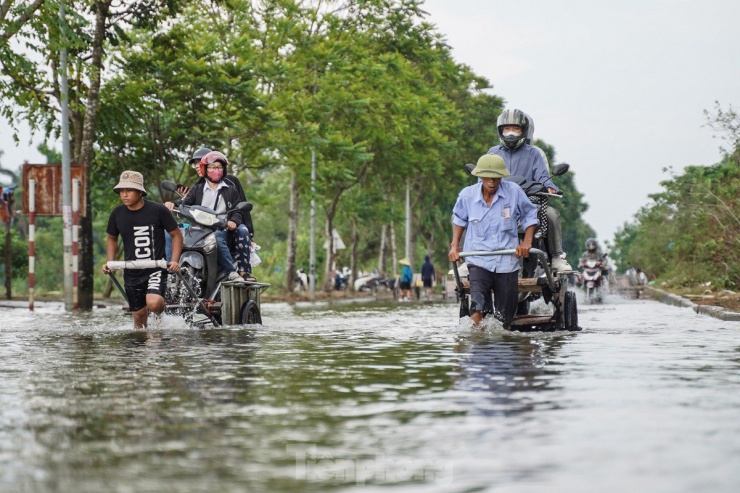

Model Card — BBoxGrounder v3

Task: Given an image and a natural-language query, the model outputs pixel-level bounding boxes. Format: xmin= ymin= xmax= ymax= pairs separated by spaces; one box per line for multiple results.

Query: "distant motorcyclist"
xmin=487 ymin=109 xmax=571 ymax=272
xmin=578 ymin=238 xmax=607 ymax=267
xmin=578 ymin=238 xmax=610 ymax=286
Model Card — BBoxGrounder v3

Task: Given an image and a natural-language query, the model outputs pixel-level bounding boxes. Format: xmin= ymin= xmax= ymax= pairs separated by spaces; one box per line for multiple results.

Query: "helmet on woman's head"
xmin=188 ymin=147 xmax=212 ymax=166
xmin=497 ymin=109 xmax=530 ymax=150
xmin=199 ymin=151 xmax=229 ymax=183
xmin=586 ymin=238 xmax=598 ymax=251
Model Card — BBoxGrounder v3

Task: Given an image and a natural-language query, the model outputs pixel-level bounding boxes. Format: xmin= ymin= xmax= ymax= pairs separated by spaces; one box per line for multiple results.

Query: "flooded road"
xmin=1 ymin=295 xmax=739 ymax=492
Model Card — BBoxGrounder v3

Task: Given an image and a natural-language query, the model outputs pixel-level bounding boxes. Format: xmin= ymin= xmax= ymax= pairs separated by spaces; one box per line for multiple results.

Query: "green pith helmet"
xmin=471 ymin=154 xmax=510 ymax=178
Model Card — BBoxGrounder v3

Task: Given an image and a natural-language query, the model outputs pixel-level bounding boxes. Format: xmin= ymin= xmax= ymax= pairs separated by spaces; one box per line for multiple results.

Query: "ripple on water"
xmin=1 ymin=298 xmax=739 ymax=492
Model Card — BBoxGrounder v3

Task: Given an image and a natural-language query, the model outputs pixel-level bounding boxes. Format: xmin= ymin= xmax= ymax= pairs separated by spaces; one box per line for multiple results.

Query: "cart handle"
xmin=107 ymin=260 xmax=169 ymax=271
xmin=106 ymin=259 xmax=220 ymax=327
xmin=454 ymin=248 xmax=555 ymax=291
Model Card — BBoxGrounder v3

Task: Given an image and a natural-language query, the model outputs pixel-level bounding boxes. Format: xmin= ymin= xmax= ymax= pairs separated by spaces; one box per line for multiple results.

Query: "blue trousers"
xmin=229 ymin=224 xmax=252 ymax=274
xmin=166 ymin=229 xmax=236 ymax=274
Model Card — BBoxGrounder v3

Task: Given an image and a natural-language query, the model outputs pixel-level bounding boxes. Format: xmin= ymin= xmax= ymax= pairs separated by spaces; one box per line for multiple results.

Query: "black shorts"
xmin=422 ymin=278 xmax=433 ymax=288
xmin=399 ymin=281 xmax=411 ymax=290
xmin=125 ymin=269 xmax=167 ymax=312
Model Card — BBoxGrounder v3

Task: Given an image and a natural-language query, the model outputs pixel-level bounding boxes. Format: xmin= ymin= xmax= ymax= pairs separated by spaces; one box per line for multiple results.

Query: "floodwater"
xmin=1 ymin=293 xmax=739 ymax=493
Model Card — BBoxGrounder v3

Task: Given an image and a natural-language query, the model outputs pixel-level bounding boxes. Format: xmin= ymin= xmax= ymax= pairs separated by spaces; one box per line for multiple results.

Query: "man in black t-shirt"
xmin=103 ymin=171 xmax=183 ymax=328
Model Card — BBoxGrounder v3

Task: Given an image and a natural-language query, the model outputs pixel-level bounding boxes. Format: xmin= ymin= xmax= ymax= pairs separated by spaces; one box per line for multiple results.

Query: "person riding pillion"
xmin=103 ymin=171 xmax=183 ymax=329
xmin=165 ymin=151 xmax=244 ymax=282
xmin=449 ymin=154 xmax=539 ymax=329
xmin=186 ymin=148 xmax=255 ymax=280
xmin=487 ymin=109 xmax=572 ymax=272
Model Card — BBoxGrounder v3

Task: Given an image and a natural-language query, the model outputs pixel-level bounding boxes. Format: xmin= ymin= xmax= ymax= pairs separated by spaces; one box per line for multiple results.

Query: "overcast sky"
xmin=422 ymin=0 xmax=740 ymax=246
xmin=2 ymin=0 xmax=740 ymax=247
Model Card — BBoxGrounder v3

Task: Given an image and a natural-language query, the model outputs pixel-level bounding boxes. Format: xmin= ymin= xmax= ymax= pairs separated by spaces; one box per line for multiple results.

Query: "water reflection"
xmin=452 ymin=332 xmax=573 ymax=416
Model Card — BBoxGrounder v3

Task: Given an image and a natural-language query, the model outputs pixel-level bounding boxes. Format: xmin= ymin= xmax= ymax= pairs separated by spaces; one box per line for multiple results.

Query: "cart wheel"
xmin=516 ymin=299 xmax=530 ymax=316
xmin=240 ymin=300 xmax=262 ymax=325
xmin=564 ymin=291 xmax=578 ymax=330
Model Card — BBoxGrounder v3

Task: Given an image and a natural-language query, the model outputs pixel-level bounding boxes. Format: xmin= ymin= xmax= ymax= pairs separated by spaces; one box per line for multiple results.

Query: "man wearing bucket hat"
xmin=488 ymin=109 xmax=571 ymax=272
xmin=449 ymin=154 xmax=539 ymax=328
xmin=103 ymin=171 xmax=183 ymax=328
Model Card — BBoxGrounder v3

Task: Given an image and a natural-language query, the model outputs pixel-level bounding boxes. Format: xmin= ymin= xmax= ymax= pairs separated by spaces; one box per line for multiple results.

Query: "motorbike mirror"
xmin=464 ymin=163 xmax=476 ymax=175
xmin=235 ymin=201 xmax=253 ymax=212
xmin=161 ymin=180 xmax=179 ymax=192
xmin=552 ymin=162 xmax=570 ymax=176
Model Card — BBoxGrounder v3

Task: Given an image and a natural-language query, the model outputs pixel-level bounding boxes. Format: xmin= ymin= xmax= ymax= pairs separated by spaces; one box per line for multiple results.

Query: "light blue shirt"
xmin=452 ymin=180 xmax=539 ymax=273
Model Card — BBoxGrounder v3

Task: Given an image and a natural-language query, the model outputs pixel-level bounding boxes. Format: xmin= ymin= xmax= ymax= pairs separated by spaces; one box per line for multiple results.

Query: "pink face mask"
xmin=206 ymin=168 xmax=224 ymax=182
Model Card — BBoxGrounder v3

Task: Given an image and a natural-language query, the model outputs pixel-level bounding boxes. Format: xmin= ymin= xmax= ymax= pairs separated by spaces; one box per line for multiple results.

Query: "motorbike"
xmin=334 ymin=267 xmax=351 ymax=291
xmin=464 ymin=161 xmax=573 ymax=316
xmin=580 ymin=258 xmax=606 ymax=303
xmin=354 ymin=273 xmax=395 ymax=293
xmin=161 ymin=180 xmax=253 ymax=323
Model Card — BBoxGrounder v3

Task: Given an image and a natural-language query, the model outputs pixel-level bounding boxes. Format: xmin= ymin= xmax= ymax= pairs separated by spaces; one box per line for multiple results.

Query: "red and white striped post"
xmin=72 ymin=179 xmax=80 ymax=309
xmin=28 ymin=178 xmax=35 ymax=311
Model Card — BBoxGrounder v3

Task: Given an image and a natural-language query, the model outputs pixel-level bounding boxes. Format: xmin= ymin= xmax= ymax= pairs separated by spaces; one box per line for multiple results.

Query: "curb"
xmin=644 ymin=286 xmax=740 ymax=321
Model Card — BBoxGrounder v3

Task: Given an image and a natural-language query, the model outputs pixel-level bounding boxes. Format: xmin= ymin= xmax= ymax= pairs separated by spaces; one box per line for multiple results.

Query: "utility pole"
xmin=309 ymin=149 xmax=316 ymax=300
xmin=60 ymin=1 xmax=74 ymax=311
xmin=405 ymin=182 xmax=410 ymax=260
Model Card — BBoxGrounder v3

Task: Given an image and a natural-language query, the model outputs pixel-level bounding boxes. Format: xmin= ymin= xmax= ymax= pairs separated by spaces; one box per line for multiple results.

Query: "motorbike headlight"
xmin=194 ymin=232 xmax=218 ymax=253
xmin=190 ymin=208 xmax=220 ymax=226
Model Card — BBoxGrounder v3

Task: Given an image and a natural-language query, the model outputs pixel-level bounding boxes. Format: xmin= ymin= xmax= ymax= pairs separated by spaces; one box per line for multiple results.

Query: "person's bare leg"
xmin=471 ymin=311 xmax=484 ymax=328
xmin=132 ymin=307 xmax=148 ymax=329
xmin=146 ymin=293 xmax=165 ymax=314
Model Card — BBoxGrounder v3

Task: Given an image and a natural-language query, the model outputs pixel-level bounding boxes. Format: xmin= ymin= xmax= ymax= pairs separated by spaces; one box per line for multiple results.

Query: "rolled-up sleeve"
xmin=452 ymin=194 xmax=469 ymax=228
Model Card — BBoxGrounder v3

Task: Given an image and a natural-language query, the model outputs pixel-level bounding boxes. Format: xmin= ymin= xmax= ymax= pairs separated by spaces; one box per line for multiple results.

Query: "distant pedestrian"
xmin=421 ymin=255 xmax=435 ymax=300
xmin=399 ymin=258 xmax=413 ymax=301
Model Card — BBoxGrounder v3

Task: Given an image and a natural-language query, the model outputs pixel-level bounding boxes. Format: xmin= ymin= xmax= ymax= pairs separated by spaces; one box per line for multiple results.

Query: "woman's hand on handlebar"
xmin=164 ymin=201 xmax=175 ymax=211
xmin=226 ymin=220 xmax=237 ymax=231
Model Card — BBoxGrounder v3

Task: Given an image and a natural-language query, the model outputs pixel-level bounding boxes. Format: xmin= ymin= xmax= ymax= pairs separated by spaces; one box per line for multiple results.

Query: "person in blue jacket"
xmin=399 ymin=258 xmax=413 ymax=302
xmin=487 ymin=109 xmax=571 ymax=272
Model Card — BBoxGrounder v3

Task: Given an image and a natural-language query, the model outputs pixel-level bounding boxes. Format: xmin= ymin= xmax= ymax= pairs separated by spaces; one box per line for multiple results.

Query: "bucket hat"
xmin=113 ymin=170 xmax=147 ymax=195
xmin=471 ymin=154 xmax=510 ymax=178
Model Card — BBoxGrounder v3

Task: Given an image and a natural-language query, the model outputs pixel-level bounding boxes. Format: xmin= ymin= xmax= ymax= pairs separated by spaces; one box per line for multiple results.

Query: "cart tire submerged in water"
xmin=240 ymin=300 xmax=262 ymax=325
xmin=564 ymin=291 xmax=578 ymax=330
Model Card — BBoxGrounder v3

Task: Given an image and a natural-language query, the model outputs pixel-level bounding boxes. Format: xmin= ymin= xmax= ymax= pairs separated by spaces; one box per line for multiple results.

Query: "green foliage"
xmin=2 ymin=0 xmax=599 ymax=296
xmin=1 ymin=226 xmax=28 ymax=280
xmin=533 ymin=140 xmax=596 ymax=258
xmin=610 ymin=104 xmax=740 ymax=288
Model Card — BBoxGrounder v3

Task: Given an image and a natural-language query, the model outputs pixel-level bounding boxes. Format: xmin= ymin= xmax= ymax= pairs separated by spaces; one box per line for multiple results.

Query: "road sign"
xmin=21 ymin=164 xmax=87 ymax=216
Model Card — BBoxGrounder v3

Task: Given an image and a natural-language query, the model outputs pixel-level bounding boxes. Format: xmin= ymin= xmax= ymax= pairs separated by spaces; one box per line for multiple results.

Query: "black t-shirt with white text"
xmin=106 ymin=200 xmax=178 ymax=283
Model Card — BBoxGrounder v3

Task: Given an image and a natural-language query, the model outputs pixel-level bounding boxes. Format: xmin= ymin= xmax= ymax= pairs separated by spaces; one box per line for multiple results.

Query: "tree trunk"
xmin=284 ymin=170 xmax=298 ymax=294
xmin=322 ymin=191 xmax=343 ymax=293
xmin=76 ymin=0 xmax=112 ymax=311
xmin=349 ymin=220 xmax=358 ymax=291
xmin=378 ymin=224 xmax=387 ymax=275
xmin=323 ymin=216 xmax=335 ymax=292
xmin=390 ymin=222 xmax=398 ymax=278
